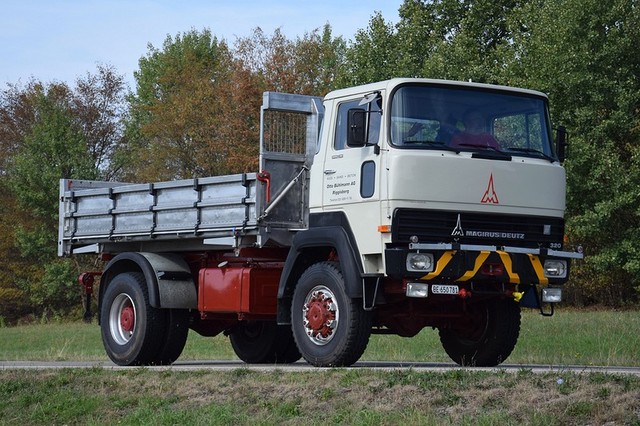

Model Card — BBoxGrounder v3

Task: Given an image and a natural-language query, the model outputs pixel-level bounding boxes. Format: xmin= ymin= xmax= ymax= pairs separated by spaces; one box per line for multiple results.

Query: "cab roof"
xmin=323 ymin=78 xmax=548 ymax=101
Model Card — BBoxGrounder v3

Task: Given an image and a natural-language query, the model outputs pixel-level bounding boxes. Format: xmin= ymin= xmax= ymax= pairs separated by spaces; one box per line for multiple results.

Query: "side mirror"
xmin=556 ymin=126 xmax=568 ymax=162
xmin=347 ymin=108 xmax=367 ymax=147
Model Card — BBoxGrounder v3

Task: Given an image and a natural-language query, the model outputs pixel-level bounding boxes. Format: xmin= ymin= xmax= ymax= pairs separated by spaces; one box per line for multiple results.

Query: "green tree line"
xmin=1 ymin=0 xmax=638 ymax=323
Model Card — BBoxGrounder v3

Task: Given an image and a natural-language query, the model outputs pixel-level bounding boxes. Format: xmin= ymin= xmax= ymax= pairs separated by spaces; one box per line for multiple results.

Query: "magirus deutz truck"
xmin=59 ymin=78 xmax=583 ymax=367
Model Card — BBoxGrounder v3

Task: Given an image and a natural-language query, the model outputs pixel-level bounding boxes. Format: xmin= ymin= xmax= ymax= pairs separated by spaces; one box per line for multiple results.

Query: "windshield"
xmin=390 ymin=84 xmax=555 ymax=159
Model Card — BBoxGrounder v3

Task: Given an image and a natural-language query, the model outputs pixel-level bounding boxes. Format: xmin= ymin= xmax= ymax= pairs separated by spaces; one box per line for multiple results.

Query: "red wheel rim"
xmin=302 ymin=286 xmax=339 ymax=346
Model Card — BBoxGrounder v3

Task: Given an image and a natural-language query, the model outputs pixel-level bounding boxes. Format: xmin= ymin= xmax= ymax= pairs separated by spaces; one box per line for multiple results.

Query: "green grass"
xmin=1 ymin=367 xmax=639 ymax=425
xmin=0 ymin=321 xmax=236 ymax=362
xmin=0 ymin=309 xmax=638 ymax=366
xmin=512 ymin=309 xmax=640 ymax=366
xmin=1 ymin=310 xmax=639 ymax=425
xmin=361 ymin=309 xmax=640 ymax=366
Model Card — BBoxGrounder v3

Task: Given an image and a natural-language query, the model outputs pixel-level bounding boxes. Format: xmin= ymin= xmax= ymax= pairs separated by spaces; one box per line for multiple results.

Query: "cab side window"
xmin=334 ymin=99 xmax=381 ymax=150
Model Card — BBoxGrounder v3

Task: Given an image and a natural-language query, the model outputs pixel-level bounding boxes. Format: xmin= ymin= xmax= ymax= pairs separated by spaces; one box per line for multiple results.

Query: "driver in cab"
xmin=450 ymin=110 xmax=500 ymax=149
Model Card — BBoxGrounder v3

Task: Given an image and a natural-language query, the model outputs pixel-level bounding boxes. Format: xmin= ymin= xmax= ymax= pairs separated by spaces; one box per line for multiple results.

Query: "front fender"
xmin=277 ymin=225 xmax=363 ymax=324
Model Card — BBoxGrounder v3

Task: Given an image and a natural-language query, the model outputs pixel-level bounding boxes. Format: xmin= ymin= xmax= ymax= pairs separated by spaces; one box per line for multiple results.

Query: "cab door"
xmin=321 ymin=94 xmax=383 ymax=253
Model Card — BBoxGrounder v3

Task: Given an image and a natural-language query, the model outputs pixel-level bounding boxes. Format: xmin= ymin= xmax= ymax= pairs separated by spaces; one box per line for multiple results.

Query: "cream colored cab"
xmin=311 ymin=78 xmax=567 ymax=274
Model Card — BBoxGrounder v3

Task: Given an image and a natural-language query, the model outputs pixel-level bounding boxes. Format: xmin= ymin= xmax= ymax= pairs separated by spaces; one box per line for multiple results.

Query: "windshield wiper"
xmin=403 ymin=139 xmax=461 ymax=153
xmin=456 ymin=143 xmax=513 ymax=161
xmin=506 ymin=147 xmax=555 ymax=162
xmin=457 ymin=143 xmax=502 ymax=152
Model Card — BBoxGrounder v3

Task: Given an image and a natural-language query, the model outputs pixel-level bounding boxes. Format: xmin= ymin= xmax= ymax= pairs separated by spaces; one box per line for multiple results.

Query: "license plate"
xmin=431 ymin=285 xmax=459 ymax=295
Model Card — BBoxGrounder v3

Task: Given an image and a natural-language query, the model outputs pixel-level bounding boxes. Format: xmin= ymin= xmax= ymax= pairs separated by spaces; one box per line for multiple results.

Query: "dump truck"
xmin=59 ymin=78 xmax=583 ymax=367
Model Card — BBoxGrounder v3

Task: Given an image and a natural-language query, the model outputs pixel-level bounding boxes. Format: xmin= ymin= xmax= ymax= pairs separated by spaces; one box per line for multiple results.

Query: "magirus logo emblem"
xmin=481 ymin=173 xmax=500 ymax=204
xmin=451 ymin=214 xmax=464 ymax=237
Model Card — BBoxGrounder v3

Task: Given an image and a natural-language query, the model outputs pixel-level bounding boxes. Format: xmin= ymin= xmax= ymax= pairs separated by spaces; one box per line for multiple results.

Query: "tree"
xmin=123 ymin=29 xmax=251 ymax=181
xmin=0 ymin=82 xmax=38 ymax=175
xmin=124 ymin=26 xmax=348 ymax=184
xmin=234 ymin=25 xmax=347 ymax=95
xmin=6 ymin=84 xmax=97 ymax=316
xmin=288 ymin=25 xmax=347 ymax=95
xmin=0 ymin=67 xmax=128 ymax=321
xmin=341 ymin=12 xmax=400 ymax=86
xmin=9 ymin=84 xmax=96 ymax=219
xmin=397 ymin=0 xmax=525 ymax=82
xmin=72 ymin=64 xmax=128 ymax=180
xmin=340 ymin=1 xmax=524 ymax=85
xmin=234 ymin=28 xmax=296 ymax=93
xmin=0 ymin=182 xmax=31 ymax=322
xmin=501 ymin=0 xmax=640 ymax=305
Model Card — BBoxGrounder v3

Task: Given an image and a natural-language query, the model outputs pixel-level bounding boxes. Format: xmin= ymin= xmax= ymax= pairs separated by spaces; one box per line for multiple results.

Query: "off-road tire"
xmin=291 ymin=261 xmax=372 ymax=367
xmin=100 ymin=272 xmax=167 ymax=366
xmin=439 ymin=298 xmax=521 ymax=367
xmin=154 ymin=308 xmax=190 ymax=365
xmin=229 ymin=320 xmax=301 ymax=364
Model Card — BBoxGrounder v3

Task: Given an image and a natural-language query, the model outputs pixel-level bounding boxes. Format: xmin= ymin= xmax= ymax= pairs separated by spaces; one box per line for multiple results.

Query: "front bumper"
xmin=385 ymin=243 xmax=583 ymax=286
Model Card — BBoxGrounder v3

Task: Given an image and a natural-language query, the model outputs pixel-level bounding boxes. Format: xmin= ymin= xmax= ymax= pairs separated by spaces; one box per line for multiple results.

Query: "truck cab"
xmin=311 ymin=78 xmax=567 ymax=270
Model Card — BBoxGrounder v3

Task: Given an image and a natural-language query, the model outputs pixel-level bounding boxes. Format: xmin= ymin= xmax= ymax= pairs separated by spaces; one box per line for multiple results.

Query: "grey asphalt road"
xmin=2 ymin=360 xmax=639 ymax=375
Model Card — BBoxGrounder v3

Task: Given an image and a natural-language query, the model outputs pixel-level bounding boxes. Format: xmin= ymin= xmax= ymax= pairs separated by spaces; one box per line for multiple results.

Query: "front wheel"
xmin=291 ymin=262 xmax=372 ymax=367
xmin=439 ymin=298 xmax=521 ymax=367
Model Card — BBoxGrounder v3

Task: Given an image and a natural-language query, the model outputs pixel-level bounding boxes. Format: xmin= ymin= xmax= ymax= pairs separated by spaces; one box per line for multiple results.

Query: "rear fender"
xmin=99 ymin=252 xmax=197 ymax=322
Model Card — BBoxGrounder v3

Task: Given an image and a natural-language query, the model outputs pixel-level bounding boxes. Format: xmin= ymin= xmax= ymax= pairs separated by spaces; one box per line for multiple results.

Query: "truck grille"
xmin=391 ymin=209 xmax=564 ymax=249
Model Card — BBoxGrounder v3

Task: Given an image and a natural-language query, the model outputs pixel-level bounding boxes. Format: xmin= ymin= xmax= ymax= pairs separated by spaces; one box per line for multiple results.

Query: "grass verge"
xmin=1 ymin=309 xmax=639 ymax=424
xmin=1 ymin=368 xmax=639 ymax=425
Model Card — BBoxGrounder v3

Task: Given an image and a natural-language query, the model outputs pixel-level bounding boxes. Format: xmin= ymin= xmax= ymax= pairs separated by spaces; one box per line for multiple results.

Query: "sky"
xmin=0 ymin=0 xmax=402 ymax=89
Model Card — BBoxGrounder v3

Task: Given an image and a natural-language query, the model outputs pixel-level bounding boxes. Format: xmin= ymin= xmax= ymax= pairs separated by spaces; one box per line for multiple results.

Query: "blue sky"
xmin=0 ymin=1 xmax=402 ymax=88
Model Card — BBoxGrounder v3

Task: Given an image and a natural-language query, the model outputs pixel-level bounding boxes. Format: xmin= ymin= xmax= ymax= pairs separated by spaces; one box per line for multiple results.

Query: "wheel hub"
xmin=120 ymin=305 xmax=135 ymax=332
xmin=303 ymin=287 xmax=338 ymax=345
xmin=109 ymin=293 xmax=136 ymax=345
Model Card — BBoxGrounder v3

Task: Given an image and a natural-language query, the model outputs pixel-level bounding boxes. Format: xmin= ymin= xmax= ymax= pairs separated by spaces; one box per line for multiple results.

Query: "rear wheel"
xmin=439 ymin=299 xmax=521 ymax=367
xmin=229 ymin=320 xmax=301 ymax=364
xmin=291 ymin=262 xmax=372 ymax=367
xmin=154 ymin=308 xmax=190 ymax=365
xmin=101 ymin=272 xmax=166 ymax=366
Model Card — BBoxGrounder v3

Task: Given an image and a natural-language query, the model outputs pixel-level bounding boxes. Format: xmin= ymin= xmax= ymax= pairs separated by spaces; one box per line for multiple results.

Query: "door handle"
xmin=324 ymin=170 xmax=336 ymax=175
